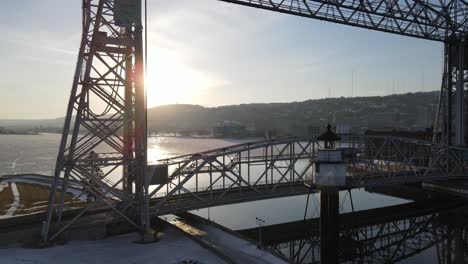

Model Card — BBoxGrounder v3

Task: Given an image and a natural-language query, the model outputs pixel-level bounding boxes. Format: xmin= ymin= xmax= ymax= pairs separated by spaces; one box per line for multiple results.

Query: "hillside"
xmin=147 ymin=91 xmax=439 ymax=136
xmin=0 ymin=91 xmax=439 ymax=136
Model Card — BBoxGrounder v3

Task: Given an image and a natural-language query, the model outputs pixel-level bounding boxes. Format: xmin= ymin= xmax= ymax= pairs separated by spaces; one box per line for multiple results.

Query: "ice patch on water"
xmin=11 ymin=152 xmax=23 ymax=171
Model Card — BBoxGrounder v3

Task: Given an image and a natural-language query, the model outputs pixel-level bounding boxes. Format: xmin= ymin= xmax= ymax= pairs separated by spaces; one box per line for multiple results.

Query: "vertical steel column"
xmin=454 ymin=227 xmax=465 ymax=264
xmin=459 ymin=40 xmax=467 ymax=145
xmin=270 ymin=144 xmax=273 ymax=184
xmin=440 ymin=36 xmax=468 ymax=146
xmin=123 ymin=34 xmax=134 ymax=194
xmin=289 ymin=142 xmax=293 ymax=187
xmin=455 ymin=39 xmax=466 ymax=145
xmin=247 ymin=147 xmax=250 ymax=184
xmin=238 ymin=152 xmax=242 ymax=193
xmin=210 ymin=163 xmax=213 ymax=200
xmin=133 ymin=0 xmax=152 ymax=241
xmin=320 ymin=188 xmax=339 ymax=264
xmin=447 ymin=41 xmax=454 ymax=145
xmin=223 ymin=152 xmax=226 ymax=189
xmin=265 ymin=146 xmax=268 ymax=189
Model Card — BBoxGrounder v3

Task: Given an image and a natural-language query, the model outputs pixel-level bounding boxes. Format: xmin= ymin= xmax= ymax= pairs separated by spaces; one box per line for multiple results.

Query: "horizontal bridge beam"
xmin=219 ymin=0 xmax=468 ymax=41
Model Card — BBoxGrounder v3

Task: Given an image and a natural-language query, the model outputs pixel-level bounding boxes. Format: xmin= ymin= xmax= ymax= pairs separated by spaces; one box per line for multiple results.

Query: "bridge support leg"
xmin=454 ymin=227 xmax=466 ymax=264
xmin=134 ymin=7 xmax=155 ymax=242
xmin=437 ymin=36 xmax=468 ymax=146
xmin=454 ymin=39 xmax=467 ymax=146
xmin=320 ymin=188 xmax=339 ymax=264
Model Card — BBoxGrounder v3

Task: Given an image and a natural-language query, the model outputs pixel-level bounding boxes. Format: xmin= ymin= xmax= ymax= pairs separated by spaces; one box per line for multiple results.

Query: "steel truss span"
xmin=220 ymin=0 xmax=468 ymax=41
xmin=270 ymin=213 xmax=467 ymax=264
xmin=146 ymin=136 xmax=468 ymax=216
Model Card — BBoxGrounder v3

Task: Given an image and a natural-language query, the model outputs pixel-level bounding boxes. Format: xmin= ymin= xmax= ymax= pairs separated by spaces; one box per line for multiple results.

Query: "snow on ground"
xmin=0 ymin=175 xmax=96 ymax=200
xmin=0 ymin=228 xmax=227 ymax=264
xmin=0 ymin=181 xmax=7 ymax=192
xmin=0 ymin=182 xmax=19 ymax=219
xmin=174 ymin=218 xmax=287 ymax=264
xmin=200 ymin=224 xmax=287 ymax=264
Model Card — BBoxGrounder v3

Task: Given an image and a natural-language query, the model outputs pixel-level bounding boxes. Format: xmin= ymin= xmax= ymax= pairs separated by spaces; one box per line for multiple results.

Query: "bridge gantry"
xmin=220 ymin=0 xmax=468 ymax=146
xmin=221 ymin=0 xmax=467 ymax=41
xmin=41 ymin=0 xmax=468 ymax=242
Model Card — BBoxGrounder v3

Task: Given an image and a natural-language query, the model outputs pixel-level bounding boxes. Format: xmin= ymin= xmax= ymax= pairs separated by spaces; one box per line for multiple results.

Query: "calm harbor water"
xmin=0 ymin=134 xmax=466 ymax=263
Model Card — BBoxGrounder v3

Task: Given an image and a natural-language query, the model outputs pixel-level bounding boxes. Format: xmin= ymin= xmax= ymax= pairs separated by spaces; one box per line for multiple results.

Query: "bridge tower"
xmin=436 ymin=36 xmax=468 ymax=146
xmin=41 ymin=0 xmax=153 ymax=242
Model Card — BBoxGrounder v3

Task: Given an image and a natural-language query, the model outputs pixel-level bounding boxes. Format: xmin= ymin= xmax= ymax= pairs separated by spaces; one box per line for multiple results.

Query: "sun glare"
xmin=145 ymin=48 xmax=219 ymax=107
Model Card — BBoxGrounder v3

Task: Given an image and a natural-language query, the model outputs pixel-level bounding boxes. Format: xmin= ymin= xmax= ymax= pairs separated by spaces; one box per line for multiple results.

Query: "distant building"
xmin=335 ymin=124 xmax=353 ymax=141
xmin=335 ymin=125 xmax=352 ymax=136
xmin=213 ymin=121 xmax=248 ymax=138
xmin=365 ymin=129 xmax=433 ymax=141
xmin=307 ymin=126 xmax=321 ymax=137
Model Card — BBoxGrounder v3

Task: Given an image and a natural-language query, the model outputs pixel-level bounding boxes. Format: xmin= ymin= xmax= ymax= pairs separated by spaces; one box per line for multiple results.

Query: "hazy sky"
xmin=0 ymin=0 xmax=443 ymax=119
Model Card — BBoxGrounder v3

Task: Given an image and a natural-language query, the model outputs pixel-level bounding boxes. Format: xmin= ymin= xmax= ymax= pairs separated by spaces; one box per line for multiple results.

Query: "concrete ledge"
xmin=175 ymin=212 xmax=291 ymax=263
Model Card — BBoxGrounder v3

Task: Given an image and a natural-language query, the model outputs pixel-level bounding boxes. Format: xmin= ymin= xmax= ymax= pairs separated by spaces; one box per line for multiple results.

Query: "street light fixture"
xmin=256 ymin=217 xmax=265 ymax=249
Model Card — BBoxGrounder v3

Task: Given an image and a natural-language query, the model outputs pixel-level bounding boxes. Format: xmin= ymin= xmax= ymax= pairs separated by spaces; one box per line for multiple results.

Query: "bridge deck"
xmin=238 ymin=197 xmax=466 ymax=245
xmin=150 ymin=182 xmax=309 ymax=216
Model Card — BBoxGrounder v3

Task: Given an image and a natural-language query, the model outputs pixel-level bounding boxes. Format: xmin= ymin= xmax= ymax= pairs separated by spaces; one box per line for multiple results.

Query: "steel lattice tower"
xmin=439 ymin=36 xmax=468 ymax=145
xmin=42 ymin=0 xmax=152 ymax=242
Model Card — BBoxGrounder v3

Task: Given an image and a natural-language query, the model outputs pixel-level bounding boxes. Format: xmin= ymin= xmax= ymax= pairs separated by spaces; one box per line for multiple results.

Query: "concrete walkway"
xmin=171 ymin=213 xmax=288 ymax=264
xmin=0 ymin=225 xmax=226 ymax=264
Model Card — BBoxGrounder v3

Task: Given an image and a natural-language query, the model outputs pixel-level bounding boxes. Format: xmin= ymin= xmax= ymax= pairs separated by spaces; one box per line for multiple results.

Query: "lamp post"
xmin=256 ymin=217 xmax=265 ymax=248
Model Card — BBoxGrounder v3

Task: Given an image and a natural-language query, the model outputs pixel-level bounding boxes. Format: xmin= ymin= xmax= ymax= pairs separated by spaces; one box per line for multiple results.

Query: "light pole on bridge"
xmin=256 ymin=217 xmax=265 ymax=249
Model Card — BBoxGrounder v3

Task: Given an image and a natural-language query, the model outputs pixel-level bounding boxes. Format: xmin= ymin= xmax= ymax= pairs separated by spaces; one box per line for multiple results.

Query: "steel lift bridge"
xmin=42 ymin=0 xmax=468 ymax=242
xmin=263 ymin=204 xmax=468 ymax=263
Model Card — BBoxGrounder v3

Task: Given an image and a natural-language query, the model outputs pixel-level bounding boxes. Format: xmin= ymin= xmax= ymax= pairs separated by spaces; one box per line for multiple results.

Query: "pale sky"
xmin=0 ymin=0 xmax=443 ymax=119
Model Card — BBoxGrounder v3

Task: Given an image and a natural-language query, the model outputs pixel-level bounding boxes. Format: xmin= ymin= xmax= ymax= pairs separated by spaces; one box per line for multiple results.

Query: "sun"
xmin=145 ymin=47 xmax=215 ymax=107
